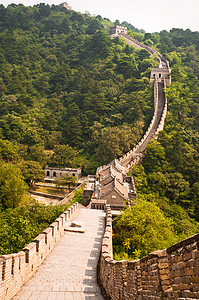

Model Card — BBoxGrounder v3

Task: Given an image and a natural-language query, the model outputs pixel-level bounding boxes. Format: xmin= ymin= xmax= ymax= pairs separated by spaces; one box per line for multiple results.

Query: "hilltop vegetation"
xmin=0 ymin=4 xmax=198 ymax=256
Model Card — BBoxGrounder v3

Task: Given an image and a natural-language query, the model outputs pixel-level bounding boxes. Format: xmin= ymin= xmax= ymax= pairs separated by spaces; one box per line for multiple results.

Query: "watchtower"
xmin=60 ymin=2 xmax=72 ymax=10
xmin=150 ymin=67 xmax=171 ymax=86
xmin=109 ymin=25 xmax=128 ymax=37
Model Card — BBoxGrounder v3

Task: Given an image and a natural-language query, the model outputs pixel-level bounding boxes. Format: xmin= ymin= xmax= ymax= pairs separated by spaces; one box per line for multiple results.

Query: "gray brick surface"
xmin=12 ymin=208 xmax=105 ymax=300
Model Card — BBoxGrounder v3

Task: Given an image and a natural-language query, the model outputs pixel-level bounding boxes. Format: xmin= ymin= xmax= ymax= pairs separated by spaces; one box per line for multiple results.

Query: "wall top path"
xmin=12 ymin=208 xmax=105 ymax=300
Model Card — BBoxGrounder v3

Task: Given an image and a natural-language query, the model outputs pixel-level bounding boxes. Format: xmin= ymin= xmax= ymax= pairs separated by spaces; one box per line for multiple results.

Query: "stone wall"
xmin=115 ymin=33 xmax=170 ymax=170
xmin=155 ymin=78 xmax=167 ymax=134
xmin=118 ymin=33 xmax=162 ymax=63
xmin=45 ymin=166 xmax=81 ymax=180
xmin=118 ymin=79 xmax=159 ymax=168
xmin=100 ymin=205 xmax=199 ymax=299
xmin=118 ymin=77 xmax=168 ymax=171
xmin=0 ymin=202 xmax=79 ymax=300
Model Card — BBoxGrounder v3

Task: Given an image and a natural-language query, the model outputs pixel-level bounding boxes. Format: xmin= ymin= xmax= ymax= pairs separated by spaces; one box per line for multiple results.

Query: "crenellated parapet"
xmin=100 ymin=205 xmax=199 ymax=299
xmin=0 ymin=202 xmax=79 ymax=300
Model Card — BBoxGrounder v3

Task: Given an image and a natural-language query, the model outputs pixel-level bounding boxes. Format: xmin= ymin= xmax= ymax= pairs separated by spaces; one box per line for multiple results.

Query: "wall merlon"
xmin=22 ymin=242 xmax=37 ymax=253
xmin=43 ymin=227 xmax=52 ymax=235
xmin=33 ymin=233 xmax=45 ymax=249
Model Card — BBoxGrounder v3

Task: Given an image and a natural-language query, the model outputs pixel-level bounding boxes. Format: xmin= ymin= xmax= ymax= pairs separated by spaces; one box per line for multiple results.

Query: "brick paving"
xmin=12 ymin=208 xmax=105 ymax=300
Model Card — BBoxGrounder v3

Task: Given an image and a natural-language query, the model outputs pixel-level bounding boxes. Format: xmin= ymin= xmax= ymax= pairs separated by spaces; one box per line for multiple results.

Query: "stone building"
xmin=150 ymin=67 xmax=171 ymax=86
xmin=45 ymin=166 xmax=81 ymax=181
xmin=109 ymin=25 xmax=128 ymax=37
xmin=83 ymin=159 xmax=136 ymax=209
xmin=60 ymin=2 xmax=72 ymax=10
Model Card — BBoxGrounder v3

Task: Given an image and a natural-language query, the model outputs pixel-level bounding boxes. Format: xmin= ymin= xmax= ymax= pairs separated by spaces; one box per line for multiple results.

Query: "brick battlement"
xmin=0 ymin=203 xmax=79 ymax=300
xmin=99 ymin=205 xmax=199 ymax=299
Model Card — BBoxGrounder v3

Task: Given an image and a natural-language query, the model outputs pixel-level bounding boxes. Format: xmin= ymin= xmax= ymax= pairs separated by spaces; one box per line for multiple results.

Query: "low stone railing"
xmin=29 ymin=190 xmax=64 ymax=200
xmin=0 ymin=202 xmax=79 ymax=300
xmin=100 ymin=205 xmax=199 ymax=299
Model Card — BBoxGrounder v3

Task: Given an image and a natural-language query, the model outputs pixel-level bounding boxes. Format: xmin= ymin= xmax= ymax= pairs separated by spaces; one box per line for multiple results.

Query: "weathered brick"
xmin=158 ymin=263 xmax=168 ymax=269
xmin=183 ymin=252 xmax=192 ymax=261
xmin=185 ymin=267 xmax=195 ymax=276
xmin=190 ymin=276 xmax=199 ymax=284
xmin=160 ymin=274 xmax=170 ymax=281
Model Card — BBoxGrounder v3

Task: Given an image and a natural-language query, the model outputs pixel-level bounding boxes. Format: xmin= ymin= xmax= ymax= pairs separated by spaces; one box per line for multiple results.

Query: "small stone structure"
xmin=59 ymin=2 xmax=72 ymax=10
xmin=44 ymin=166 xmax=81 ymax=181
xmin=109 ymin=25 xmax=128 ymax=37
xmin=100 ymin=205 xmax=199 ymax=299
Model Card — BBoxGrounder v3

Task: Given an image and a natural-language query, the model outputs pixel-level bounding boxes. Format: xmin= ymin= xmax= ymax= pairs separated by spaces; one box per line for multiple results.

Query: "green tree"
xmin=113 ymin=200 xmax=177 ymax=260
xmin=55 ymin=174 xmax=77 ymax=190
xmin=48 ymin=145 xmax=77 ymax=167
xmin=0 ymin=139 xmax=20 ymax=162
xmin=142 ymin=140 xmax=166 ymax=173
xmin=19 ymin=161 xmax=45 ymax=186
xmin=0 ymin=162 xmax=28 ymax=209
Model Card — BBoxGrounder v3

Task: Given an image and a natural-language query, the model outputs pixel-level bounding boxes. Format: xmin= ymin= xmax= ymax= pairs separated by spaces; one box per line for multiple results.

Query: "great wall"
xmin=0 ymin=27 xmax=198 ymax=300
xmin=83 ymin=28 xmax=171 ymax=211
xmin=100 ymin=205 xmax=199 ymax=299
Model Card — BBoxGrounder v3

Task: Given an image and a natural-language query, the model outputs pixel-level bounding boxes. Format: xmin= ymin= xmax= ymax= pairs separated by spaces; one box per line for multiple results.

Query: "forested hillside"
xmin=0 ymin=4 xmax=157 ymax=176
xmin=0 ymin=4 xmax=198 ymax=256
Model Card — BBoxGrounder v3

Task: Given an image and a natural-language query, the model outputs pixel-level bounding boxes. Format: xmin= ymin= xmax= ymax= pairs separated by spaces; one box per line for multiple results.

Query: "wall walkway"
xmin=119 ymin=79 xmax=167 ymax=169
xmin=0 ymin=203 xmax=79 ymax=300
xmin=12 ymin=208 xmax=105 ymax=300
xmin=117 ymin=32 xmax=169 ymax=170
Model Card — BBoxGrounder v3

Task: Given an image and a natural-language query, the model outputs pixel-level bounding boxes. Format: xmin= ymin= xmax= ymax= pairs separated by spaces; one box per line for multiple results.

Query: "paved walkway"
xmin=13 ymin=208 xmax=105 ymax=300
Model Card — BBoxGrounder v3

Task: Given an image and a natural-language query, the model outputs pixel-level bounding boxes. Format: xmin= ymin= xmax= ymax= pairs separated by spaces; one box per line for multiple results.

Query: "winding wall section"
xmin=100 ymin=205 xmax=199 ymax=299
xmin=117 ymin=34 xmax=170 ymax=170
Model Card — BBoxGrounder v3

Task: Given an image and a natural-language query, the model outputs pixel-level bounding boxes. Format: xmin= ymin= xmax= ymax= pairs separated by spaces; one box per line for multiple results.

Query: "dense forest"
xmin=0 ymin=4 xmax=157 ymax=174
xmin=0 ymin=4 xmax=198 ymax=257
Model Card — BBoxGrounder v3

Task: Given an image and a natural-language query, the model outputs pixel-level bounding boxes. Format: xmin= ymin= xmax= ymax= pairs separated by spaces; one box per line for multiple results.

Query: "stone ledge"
xmin=64 ymin=222 xmax=85 ymax=233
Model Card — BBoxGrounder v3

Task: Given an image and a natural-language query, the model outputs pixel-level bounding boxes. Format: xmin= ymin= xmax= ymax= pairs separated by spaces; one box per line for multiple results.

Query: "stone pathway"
xmin=12 ymin=208 xmax=105 ymax=300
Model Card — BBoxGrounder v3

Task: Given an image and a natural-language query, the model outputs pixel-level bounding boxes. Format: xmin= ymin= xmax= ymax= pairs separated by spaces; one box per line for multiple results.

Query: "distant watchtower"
xmin=109 ymin=25 xmax=128 ymax=37
xmin=60 ymin=2 xmax=72 ymax=10
xmin=149 ymin=67 xmax=171 ymax=86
